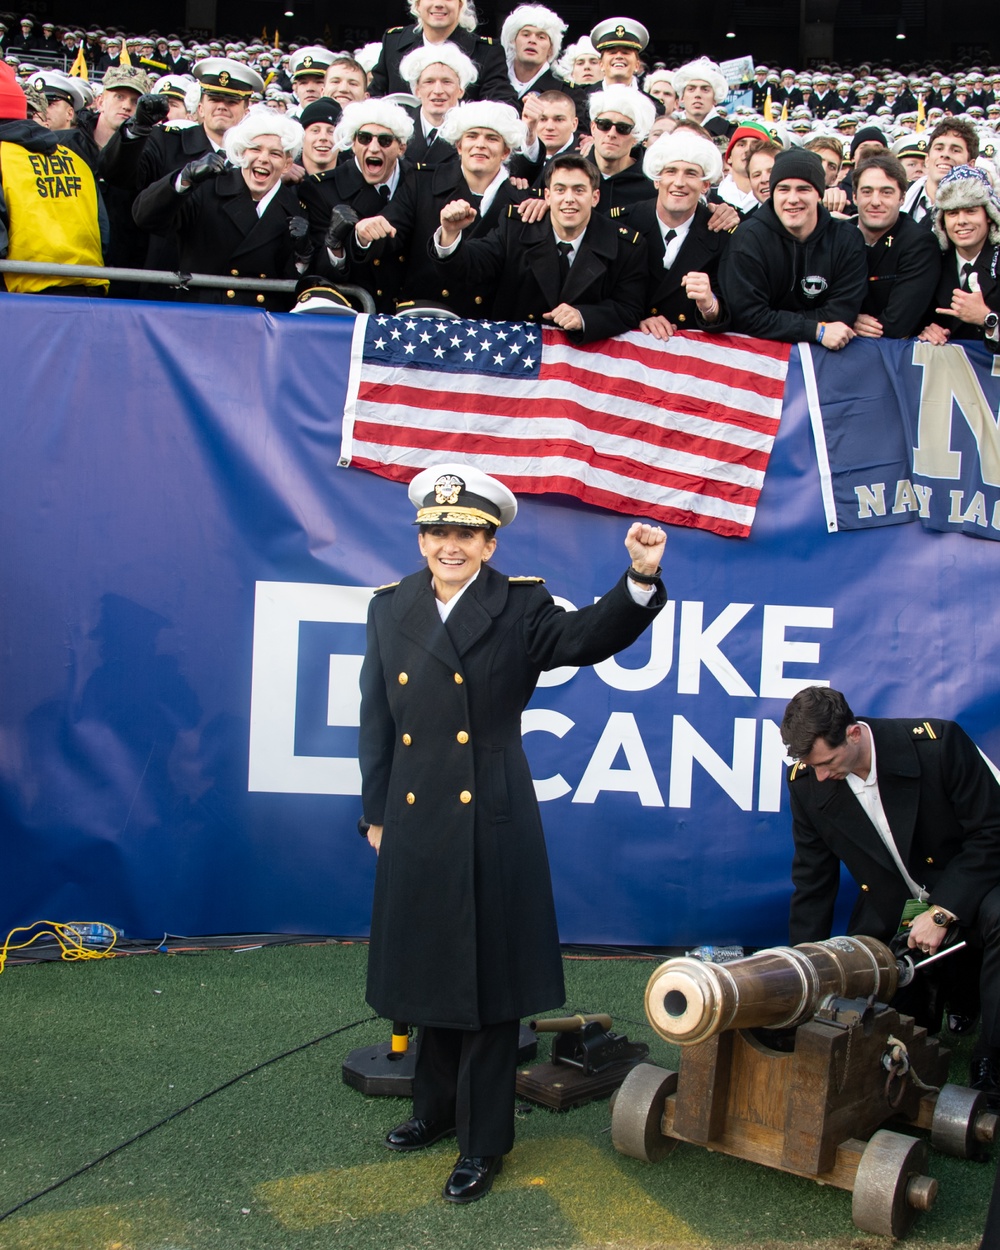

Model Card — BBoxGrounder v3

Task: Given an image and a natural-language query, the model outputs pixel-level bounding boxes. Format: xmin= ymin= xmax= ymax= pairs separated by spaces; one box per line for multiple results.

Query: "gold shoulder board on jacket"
xmin=911 ymin=721 xmax=938 ymax=739
xmin=509 ymin=575 xmax=545 ymax=584
xmin=373 ymin=581 xmax=400 ymax=595
xmin=788 ymin=760 xmax=808 ymax=780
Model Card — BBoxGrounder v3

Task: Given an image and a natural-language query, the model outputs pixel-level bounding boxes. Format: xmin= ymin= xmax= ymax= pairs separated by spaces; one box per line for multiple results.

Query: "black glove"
xmin=179 ymin=151 xmax=227 ymax=187
xmin=325 ymin=203 xmax=359 ymax=252
xmin=128 ymin=92 xmax=171 ymax=136
xmin=288 ymin=215 xmax=313 ymax=261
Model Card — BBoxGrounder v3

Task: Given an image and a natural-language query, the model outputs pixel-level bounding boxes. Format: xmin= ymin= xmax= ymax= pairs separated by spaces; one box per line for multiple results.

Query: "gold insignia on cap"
xmin=615 ymin=24 xmax=625 ymax=38
xmin=303 ymin=55 xmax=313 ymax=66
xmin=219 ymin=70 xmax=230 ymax=86
xmin=434 ymin=473 xmax=465 ymax=505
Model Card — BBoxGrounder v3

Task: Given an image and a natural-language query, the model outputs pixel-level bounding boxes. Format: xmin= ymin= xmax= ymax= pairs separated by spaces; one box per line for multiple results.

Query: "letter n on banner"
xmin=248 ymin=581 xmax=371 ymax=794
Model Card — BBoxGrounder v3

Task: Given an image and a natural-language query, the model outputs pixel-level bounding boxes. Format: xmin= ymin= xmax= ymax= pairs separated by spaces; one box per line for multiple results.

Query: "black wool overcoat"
xmin=360 ymin=562 xmax=665 ymax=1029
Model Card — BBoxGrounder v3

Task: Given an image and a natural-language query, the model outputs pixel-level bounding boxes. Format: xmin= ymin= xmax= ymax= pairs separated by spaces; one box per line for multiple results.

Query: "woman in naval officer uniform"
xmin=359 ymin=462 xmax=666 ymax=1203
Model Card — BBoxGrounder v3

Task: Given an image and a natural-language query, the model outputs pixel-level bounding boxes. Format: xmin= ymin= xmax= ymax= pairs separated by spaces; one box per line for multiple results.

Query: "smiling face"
xmin=324 ymin=63 xmax=367 ymax=106
xmin=944 ymin=205 xmax=989 ymax=258
xmin=198 ymin=90 xmax=248 ymax=140
xmin=654 ymin=160 xmax=707 ymax=221
xmin=458 ymin=126 xmax=509 ymax=182
xmin=772 ymin=178 xmax=820 ymax=239
xmin=415 ymin=64 xmax=463 ymax=123
xmin=418 ymin=525 xmax=496 ymax=599
xmin=600 ymin=47 xmax=640 ymax=84
xmin=928 ymin=131 xmax=971 ymax=183
xmin=855 ymin=167 xmax=903 ymax=237
xmin=513 ymin=25 xmax=552 ymax=71
xmin=352 ymin=122 xmax=404 ymax=184
xmin=747 ymin=149 xmax=775 ymax=202
xmin=545 ymin=168 xmax=599 ymax=239
xmin=240 ymin=134 xmax=292 ymax=200
xmin=415 ymin=0 xmax=462 ymax=36
xmin=302 ymin=120 xmax=337 ymax=172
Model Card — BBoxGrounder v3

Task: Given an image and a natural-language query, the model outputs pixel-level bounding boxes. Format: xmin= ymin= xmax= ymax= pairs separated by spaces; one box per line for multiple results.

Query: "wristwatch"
xmin=984 ymin=312 xmax=999 ymax=333
xmin=931 ymin=908 xmax=952 ymax=927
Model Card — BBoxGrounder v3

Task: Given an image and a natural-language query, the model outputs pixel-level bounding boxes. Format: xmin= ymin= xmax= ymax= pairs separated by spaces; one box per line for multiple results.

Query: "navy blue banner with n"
xmin=801 ymin=338 xmax=1000 ymax=539
xmin=1 ymin=296 xmax=998 ymax=949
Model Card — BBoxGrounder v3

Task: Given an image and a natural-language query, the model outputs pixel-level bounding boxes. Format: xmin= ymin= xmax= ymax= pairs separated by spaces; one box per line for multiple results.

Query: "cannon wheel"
xmin=610 ymin=1063 xmax=678 ymax=1163
xmin=852 ymin=1130 xmax=938 ymax=1237
xmin=931 ymin=1083 xmax=993 ymax=1161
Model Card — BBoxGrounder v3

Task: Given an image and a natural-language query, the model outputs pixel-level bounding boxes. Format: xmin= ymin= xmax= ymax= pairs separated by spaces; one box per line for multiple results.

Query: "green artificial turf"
xmin=0 ymin=942 xmax=991 ymax=1250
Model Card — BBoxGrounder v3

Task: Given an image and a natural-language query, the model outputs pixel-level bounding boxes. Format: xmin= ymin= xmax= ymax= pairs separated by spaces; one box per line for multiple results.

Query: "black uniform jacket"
xmin=433 ymin=207 xmax=648 ymax=342
xmin=132 ymin=168 xmax=302 ymax=310
xmin=595 ymin=159 xmax=655 ymax=215
xmin=925 ymin=242 xmax=1000 ymax=352
xmin=360 ymin=564 xmax=666 ymax=1029
xmin=720 ymin=200 xmax=868 ymax=342
xmin=858 ymin=212 xmax=942 ymax=338
xmin=619 ymin=199 xmax=732 ymax=330
xmin=349 ymin=163 xmax=537 ymax=317
xmin=369 ymin=23 xmax=515 ymax=105
xmin=787 ymin=718 xmax=1000 ymax=945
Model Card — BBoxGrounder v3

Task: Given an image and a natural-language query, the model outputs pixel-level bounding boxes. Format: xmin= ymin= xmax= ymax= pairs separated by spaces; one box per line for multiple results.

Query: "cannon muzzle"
xmin=644 ymin=936 xmax=899 ymax=1045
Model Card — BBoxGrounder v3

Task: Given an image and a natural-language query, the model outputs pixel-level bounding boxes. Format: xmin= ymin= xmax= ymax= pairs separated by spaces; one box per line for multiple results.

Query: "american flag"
xmin=340 ymin=314 xmax=791 ymax=539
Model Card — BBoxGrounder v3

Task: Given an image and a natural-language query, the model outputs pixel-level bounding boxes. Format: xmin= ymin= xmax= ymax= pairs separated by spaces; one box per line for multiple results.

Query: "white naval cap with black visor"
xmin=408 ymin=464 xmax=518 ymax=530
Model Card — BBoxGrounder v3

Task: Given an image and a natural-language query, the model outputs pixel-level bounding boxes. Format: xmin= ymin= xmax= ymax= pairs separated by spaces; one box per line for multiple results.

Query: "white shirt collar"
xmin=508 ymin=59 xmax=551 ymax=97
xmin=434 ymin=568 xmax=480 ymax=620
xmin=254 ymin=180 xmax=282 ymax=217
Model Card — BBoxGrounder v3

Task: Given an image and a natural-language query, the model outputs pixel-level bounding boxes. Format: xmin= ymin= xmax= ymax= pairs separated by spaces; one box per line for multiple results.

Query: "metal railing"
xmin=0 ymin=260 xmax=375 ymax=312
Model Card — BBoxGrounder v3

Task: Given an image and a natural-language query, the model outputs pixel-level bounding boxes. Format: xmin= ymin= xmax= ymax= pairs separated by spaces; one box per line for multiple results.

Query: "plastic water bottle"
xmin=65 ymin=922 xmax=123 ymax=947
xmin=686 ymin=945 xmax=744 ymax=963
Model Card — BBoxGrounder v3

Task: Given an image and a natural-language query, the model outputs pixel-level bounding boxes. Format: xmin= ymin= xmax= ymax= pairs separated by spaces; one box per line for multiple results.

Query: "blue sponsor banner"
xmin=1 ymin=296 xmax=998 ymax=948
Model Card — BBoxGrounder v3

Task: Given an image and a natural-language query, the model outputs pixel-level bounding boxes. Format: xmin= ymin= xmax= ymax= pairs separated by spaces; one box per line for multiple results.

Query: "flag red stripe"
xmin=352 ymin=456 xmax=753 ymax=538
xmin=351 ymin=420 xmax=763 ymax=505
xmin=356 ymin=382 xmax=775 ymax=467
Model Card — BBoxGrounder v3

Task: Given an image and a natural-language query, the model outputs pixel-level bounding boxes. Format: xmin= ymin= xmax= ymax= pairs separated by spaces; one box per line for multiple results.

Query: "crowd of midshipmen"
xmin=1 ymin=3 xmax=999 ymax=349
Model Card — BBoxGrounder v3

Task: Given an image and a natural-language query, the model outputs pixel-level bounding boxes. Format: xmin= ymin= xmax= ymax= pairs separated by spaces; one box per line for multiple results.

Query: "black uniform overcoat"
xmin=787 ymin=717 xmax=1000 ymax=944
xmin=132 ymin=167 xmax=302 ymax=310
xmin=369 ymin=23 xmax=515 ymax=105
xmin=619 ymin=199 xmax=732 ymax=330
xmin=858 ymin=212 xmax=942 ymax=338
xmin=360 ymin=563 xmax=665 ymax=1030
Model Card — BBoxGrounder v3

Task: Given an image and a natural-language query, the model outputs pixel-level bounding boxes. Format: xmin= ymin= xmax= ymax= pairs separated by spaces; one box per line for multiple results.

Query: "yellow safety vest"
xmin=0 ymin=141 xmax=108 ymax=294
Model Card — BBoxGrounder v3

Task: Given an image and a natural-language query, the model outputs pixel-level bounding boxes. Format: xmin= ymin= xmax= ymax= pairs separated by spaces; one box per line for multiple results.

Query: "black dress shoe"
xmin=947 ymin=1009 xmax=978 ymax=1036
xmin=442 ymin=1154 xmax=504 ymax=1204
xmin=384 ymin=1117 xmax=456 ymax=1152
xmin=970 ymin=1057 xmax=1000 ymax=1109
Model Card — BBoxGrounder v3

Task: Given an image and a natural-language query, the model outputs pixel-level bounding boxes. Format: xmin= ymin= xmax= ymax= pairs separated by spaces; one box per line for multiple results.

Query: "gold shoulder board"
xmin=373 ymin=581 xmax=400 ymax=594
xmin=509 ymin=575 xmax=545 ymax=584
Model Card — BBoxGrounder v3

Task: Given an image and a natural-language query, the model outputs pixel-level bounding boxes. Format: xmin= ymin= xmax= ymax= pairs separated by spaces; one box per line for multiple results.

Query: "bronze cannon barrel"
xmin=644 ymin=936 xmax=899 ymax=1045
xmin=530 ymin=1013 xmax=614 ymax=1033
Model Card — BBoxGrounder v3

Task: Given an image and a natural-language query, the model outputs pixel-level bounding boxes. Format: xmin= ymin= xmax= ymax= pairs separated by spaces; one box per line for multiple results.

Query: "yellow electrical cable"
xmin=0 ymin=921 xmax=119 ymax=975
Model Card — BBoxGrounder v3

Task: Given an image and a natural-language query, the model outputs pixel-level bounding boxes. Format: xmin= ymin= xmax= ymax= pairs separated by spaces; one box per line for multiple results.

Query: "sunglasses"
xmin=356 ymin=130 xmax=397 ymax=148
xmin=594 ymin=117 xmax=634 ymax=135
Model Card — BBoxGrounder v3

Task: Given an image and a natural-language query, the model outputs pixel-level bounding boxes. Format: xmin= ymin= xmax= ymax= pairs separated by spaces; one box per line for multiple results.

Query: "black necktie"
xmin=378 ymin=184 xmax=390 ymax=204
xmin=961 ymin=261 xmax=974 ymax=291
xmin=425 ymin=127 xmax=437 ymax=147
xmin=557 ymin=240 xmax=573 ymax=285
xmin=663 ymin=229 xmax=677 ymax=268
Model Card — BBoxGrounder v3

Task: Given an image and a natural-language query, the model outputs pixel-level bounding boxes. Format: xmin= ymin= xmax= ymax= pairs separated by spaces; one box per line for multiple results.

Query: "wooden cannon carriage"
xmin=610 ymin=936 xmax=997 ymax=1237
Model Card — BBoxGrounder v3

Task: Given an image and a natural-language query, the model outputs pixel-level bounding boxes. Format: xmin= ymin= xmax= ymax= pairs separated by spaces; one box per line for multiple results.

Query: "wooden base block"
xmin=516 ymin=1058 xmax=644 ymax=1109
